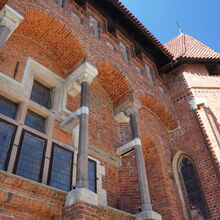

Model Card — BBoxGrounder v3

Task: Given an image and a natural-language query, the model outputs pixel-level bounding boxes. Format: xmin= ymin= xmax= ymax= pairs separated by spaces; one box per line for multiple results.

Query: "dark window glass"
xmin=0 ymin=95 xmax=18 ymax=119
xmin=88 ymin=159 xmax=96 ymax=193
xmin=0 ymin=121 xmax=15 ymax=170
xmin=16 ymin=132 xmax=45 ymax=182
xmin=30 ymin=81 xmax=51 ymax=109
xmin=25 ymin=110 xmax=45 ymax=133
xmin=49 ymin=144 xmax=73 ymax=191
xmin=180 ymin=157 xmax=209 ymax=219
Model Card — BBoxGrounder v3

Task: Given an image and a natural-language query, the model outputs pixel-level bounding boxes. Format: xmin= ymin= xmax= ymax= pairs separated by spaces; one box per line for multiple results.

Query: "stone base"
xmin=136 ymin=210 xmax=162 ymax=220
xmin=65 ymin=188 xmax=98 ymax=207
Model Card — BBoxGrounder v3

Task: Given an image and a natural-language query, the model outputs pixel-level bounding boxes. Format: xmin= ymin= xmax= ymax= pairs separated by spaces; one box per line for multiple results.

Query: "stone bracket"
xmin=113 ymin=111 xmax=130 ymax=123
xmin=59 ymin=62 xmax=98 ymax=117
xmin=113 ymin=97 xmax=142 ymax=123
xmin=0 ymin=5 xmax=23 ymax=40
xmin=117 ymin=138 xmax=141 ymax=156
xmin=61 ymin=106 xmax=89 ymax=132
xmin=189 ymin=98 xmax=206 ymax=110
xmin=136 ymin=210 xmax=162 ymax=220
xmin=65 ymin=188 xmax=98 ymax=207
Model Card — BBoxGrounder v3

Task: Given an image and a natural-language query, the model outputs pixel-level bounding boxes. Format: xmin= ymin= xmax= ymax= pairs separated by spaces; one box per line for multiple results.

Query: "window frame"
xmin=120 ymin=41 xmax=130 ymax=62
xmin=25 ymin=110 xmax=46 ymax=133
xmin=0 ymin=118 xmax=17 ymax=171
xmin=0 ymin=95 xmax=18 ymax=120
xmin=30 ymin=80 xmax=52 ymax=110
xmin=47 ymin=143 xmax=74 ymax=192
xmin=179 ymin=156 xmax=210 ymax=219
xmin=13 ymin=130 xmax=47 ymax=183
xmin=89 ymin=15 xmax=99 ymax=38
xmin=88 ymin=158 xmax=97 ymax=193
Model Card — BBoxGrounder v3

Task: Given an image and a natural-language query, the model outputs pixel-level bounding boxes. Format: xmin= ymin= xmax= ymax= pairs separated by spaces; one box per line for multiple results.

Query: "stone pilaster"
xmin=0 ymin=5 xmax=23 ymax=48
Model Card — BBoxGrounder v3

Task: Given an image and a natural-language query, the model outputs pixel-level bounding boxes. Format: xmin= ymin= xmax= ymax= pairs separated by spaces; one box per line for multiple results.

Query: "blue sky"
xmin=119 ymin=0 xmax=220 ymax=52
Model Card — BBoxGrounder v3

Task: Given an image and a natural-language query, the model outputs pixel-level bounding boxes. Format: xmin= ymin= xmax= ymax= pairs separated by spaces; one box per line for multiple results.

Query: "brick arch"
xmin=12 ymin=9 xmax=86 ymax=74
xmin=96 ymin=61 xmax=134 ymax=107
xmin=139 ymin=92 xmax=178 ymax=130
xmin=141 ymin=137 xmax=183 ymax=220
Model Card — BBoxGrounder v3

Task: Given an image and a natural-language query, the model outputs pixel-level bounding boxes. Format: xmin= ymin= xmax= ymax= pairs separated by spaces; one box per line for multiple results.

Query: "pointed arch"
xmin=139 ymin=92 xmax=178 ymax=130
xmin=173 ymin=151 xmax=210 ymax=220
xmin=96 ymin=61 xmax=134 ymax=106
xmin=12 ymin=9 xmax=86 ymax=74
xmin=141 ymin=137 xmax=182 ymax=219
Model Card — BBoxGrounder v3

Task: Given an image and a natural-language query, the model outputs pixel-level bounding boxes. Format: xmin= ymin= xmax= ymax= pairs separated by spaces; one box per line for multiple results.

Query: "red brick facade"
xmin=0 ymin=0 xmax=219 ymax=220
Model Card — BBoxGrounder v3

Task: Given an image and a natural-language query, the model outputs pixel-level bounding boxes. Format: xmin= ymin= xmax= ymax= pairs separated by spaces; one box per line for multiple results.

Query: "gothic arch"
xmin=141 ymin=137 xmax=182 ymax=219
xmin=96 ymin=61 xmax=134 ymax=107
xmin=173 ymin=151 xmax=210 ymax=220
xmin=139 ymin=92 xmax=178 ymax=130
xmin=11 ymin=8 xmax=86 ymax=75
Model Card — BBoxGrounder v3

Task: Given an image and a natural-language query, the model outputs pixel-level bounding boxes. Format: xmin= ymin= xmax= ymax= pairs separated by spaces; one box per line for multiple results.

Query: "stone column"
xmin=114 ymin=98 xmax=162 ymax=219
xmin=76 ymin=80 xmax=89 ymax=189
xmin=65 ymin=62 xmax=99 ymax=207
xmin=125 ymin=106 xmax=152 ymax=211
xmin=0 ymin=5 xmax=23 ymax=48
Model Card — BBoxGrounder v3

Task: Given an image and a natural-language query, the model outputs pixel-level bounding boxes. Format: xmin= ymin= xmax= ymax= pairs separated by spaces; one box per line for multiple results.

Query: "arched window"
xmin=179 ymin=156 xmax=209 ymax=219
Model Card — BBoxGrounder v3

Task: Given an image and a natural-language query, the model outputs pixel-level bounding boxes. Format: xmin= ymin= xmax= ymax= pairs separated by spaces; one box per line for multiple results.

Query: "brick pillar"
xmin=0 ymin=5 xmax=23 ymax=48
xmin=125 ymin=106 xmax=152 ymax=211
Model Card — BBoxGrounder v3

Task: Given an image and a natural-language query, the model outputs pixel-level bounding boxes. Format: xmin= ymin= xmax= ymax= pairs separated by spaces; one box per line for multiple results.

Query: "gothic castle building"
xmin=0 ymin=0 xmax=219 ymax=219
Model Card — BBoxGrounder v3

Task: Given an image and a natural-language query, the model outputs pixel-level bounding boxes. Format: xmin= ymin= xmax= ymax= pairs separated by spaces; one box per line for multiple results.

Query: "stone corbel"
xmin=117 ymin=138 xmax=141 ymax=156
xmin=59 ymin=62 xmax=98 ymax=117
xmin=136 ymin=210 xmax=162 ymax=220
xmin=189 ymin=98 xmax=207 ymax=110
xmin=113 ymin=97 xmax=142 ymax=123
xmin=0 ymin=5 xmax=23 ymax=41
xmin=64 ymin=62 xmax=98 ymax=96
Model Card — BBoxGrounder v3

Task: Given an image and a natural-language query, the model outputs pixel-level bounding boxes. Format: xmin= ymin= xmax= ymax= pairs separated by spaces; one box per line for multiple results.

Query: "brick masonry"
xmin=0 ymin=0 xmax=219 ymax=220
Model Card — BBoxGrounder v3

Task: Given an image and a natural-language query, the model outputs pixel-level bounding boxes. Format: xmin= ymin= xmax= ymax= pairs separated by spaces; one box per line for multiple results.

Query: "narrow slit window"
xmin=0 ymin=95 xmax=18 ymax=119
xmin=89 ymin=16 xmax=99 ymax=37
xmin=120 ymin=42 xmax=129 ymax=62
xmin=88 ymin=159 xmax=97 ymax=193
xmin=25 ymin=110 xmax=45 ymax=133
xmin=30 ymin=81 xmax=51 ymax=109
xmin=0 ymin=121 xmax=16 ymax=170
xmin=49 ymin=144 xmax=73 ymax=191
xmin=145 ymin=64 xmax=155 ymax=83
xmin=15 ymin=132 xmax=45 ymax=182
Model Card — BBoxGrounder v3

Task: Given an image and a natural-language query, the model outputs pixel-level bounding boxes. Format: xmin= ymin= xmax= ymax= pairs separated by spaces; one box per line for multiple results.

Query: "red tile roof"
xmin=165 ymin=34 xmax=220 ymax=60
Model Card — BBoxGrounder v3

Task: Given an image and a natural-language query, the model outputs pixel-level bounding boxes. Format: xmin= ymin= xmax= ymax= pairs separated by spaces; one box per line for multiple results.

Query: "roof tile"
xmin=165 ymin=34 xmax=220 ymax=60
